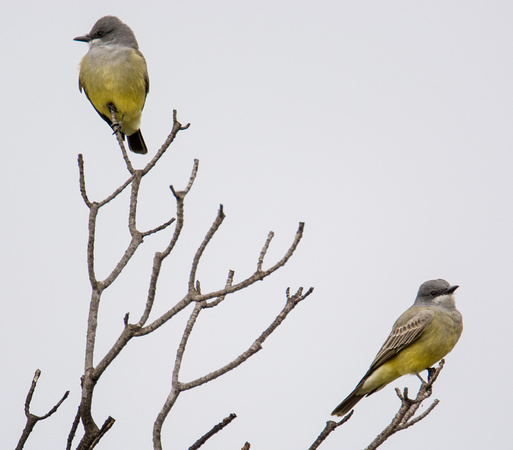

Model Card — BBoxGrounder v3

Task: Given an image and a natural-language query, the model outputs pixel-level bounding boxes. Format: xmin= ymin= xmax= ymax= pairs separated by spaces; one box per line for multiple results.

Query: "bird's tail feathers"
xmin=331 ymin=389 xmax=365 ymax=417
xmin=127 ymin=129 xmax=148 ymax=154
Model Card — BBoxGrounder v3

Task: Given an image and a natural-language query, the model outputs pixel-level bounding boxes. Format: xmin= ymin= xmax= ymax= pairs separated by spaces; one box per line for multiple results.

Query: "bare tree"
xmin=54 ymin=111 xmax=311 ymax=449
xmin=14 ymin=110 xmax=454 ymax=449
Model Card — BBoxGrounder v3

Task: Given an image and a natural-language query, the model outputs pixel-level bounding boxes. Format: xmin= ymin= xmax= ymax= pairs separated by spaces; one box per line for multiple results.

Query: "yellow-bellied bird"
xmin=332 ymin=279 xmax=463 ymax=416
xmin=75 ymin=16 xmax=149 ymax=154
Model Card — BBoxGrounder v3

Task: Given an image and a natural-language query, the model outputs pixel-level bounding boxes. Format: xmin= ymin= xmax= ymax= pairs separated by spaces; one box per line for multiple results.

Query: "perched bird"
xmin=332 ymin=279 xmax=463 ymax=417
xmin=74 ymin=16 xmax=149 ymax=154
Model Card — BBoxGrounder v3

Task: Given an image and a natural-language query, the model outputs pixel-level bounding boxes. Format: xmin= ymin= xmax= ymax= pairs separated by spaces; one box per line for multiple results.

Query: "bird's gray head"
xmin=74 ymin=16 xmax=139 ymax=49
xmin=415 ymin=279 xmax=459 ymax=308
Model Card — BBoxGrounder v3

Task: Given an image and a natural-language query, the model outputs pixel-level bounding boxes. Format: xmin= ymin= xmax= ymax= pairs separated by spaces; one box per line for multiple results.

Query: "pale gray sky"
xmin=2 ymin=1 xmax=512 ymax=449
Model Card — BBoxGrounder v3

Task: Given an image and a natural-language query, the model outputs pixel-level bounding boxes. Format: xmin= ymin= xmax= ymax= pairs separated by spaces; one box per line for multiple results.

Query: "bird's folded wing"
xmin=367 ymin=309 xmax=434 ymax=372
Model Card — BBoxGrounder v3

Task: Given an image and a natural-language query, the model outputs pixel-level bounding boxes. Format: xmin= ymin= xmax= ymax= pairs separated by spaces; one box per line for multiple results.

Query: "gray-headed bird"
xmin=75 ymin=16 xmax=149 ymax=154
xmin=332 ymin=279 xmax=463 ymax=416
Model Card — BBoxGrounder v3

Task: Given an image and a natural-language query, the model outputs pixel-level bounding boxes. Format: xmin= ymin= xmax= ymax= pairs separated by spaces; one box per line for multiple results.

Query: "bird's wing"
xmin=367 ymin=309 xmax=434 ymax=372
xmin=136 ymin=49 xmax=150 ymax=95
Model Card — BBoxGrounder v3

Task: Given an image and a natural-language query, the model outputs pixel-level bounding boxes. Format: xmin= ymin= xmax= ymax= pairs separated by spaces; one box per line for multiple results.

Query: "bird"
xmin=74 ymin=16 xmax=149 ymax=154
xmin=332 ymin=279 xmax=463 ymax=417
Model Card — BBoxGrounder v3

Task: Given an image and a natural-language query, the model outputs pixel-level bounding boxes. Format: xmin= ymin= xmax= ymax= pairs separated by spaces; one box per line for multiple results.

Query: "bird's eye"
xmin=96 ymin=31 xmax=104 ymax=37
xmin=430 ymin=290 xmax=437 ymax=296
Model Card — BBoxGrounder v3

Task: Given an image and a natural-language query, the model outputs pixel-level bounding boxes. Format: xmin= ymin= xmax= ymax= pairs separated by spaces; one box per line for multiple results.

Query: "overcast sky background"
xmin=1 ymin=1 xmax=512 ymax=449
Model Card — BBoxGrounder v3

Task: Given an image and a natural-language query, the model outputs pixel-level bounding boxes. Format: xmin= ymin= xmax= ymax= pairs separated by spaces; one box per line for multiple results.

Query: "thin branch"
xmin=180 ymin=287 xmax=314 ymax=391
xmin=195 ymin=222 xmax=305 ymax=303
xmin=188 ymin=413 xmax=237 ymax=450
xmin=135 ymin=159 xmax=199 ymax=331
xmin=173 ymin=302 xmax=203 ymax=387
xmin=142 ymin=217 xmax=176 ymax=237
xmin=16 ymin=370 xmax=69 ymax=450
xmin=308 ymin=412 xmax=353 ymax=450
xmin=66 ymin=406 xmax=81 ymax=450
xmin=365 ymin=360 xmax=446 ymax=450
xmin=100 ymin=233 xmax=144 ymax=288
xmin=86 ymin=204 xmax=100 ymax=288
xmin=89 ymin=417 xmax=116 ymax=449
xmin=142 ymin=110 xmax=191 ymax=176
xmin=153 ymin=287 xmax=313 ymax=450
xmin=257 ymin=231 xmax=274 ymax=272
xmin=78 ymin=154 xmax=92 ymax=208
xmin=97 ymin=175 xmax=134 ymax=207
xmin=110 ymin=108 xmax=134 ymax=174
xmin=139 ymin=222 xmax=306 ymax=336
xmin=204 ymin=270 xmax=234 ymax=308
xmin=188 ymin=205 xmax=226 ymax=291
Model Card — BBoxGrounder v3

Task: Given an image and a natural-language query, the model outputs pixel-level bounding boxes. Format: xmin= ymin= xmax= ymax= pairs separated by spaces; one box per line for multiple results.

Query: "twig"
xmin=308 ymin=411 xmax=353 ymax=450
xmin=180 ymin=287 xmax=313 ymax=391
xmin=204 ymin=270 xmax=235 ymax=308
xmin=142 ymin=110 xmax=191 ymax=176
xmin=16 ymin=370 xmax=69 ymax=450
xmin=89 ymin=417 xmax=116 ymax=449
xmin=110 ymin=108 xmax=134 ymax=174
xmin=142 ymin=217 xmax=176 ymax=237
xmin=66 ymin=406 xmax=81 ymax=450
xmin=139 ymin=222 xmax=306 ymax=336
xmin=188 ymin=413 xmax=237 ymax=450
xmin=365 ymin=360 xmax=445 ymax=450
xmin=189 ymin=205 xmax=226 ymax=291
xmin=78 ymin=154 xmax=92 ymax=208
xmin=257 ymin=231 xmax=274 ymax=272
xmin=135 ymin=159 xmax=199 ymax=331
xmin=153 ymin=287 xmax=313 ymax=450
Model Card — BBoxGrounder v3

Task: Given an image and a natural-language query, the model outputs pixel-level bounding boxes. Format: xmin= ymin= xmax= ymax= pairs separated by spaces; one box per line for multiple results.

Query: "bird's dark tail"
xmin=127 ymin=129 xmax=148 ymax=154
xmin=331 ymin=387 xmax=365 ymax=417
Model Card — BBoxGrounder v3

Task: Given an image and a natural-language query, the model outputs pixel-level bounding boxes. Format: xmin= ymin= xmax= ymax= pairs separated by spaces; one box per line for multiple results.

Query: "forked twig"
xmin=16 ymin=370 xmax=69 ymax=450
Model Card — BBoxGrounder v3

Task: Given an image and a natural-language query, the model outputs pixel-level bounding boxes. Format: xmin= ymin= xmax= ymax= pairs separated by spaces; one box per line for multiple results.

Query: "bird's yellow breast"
xmin=361 ymin=307 xmax=463 ymax=394
xmin=79 ymin=45 xmax=148 ymax=135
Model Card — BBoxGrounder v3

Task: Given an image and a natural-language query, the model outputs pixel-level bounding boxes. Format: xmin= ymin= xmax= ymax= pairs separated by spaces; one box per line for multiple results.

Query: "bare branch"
xmin=142 ymin=110 xmax=191 ymax=176
xmin=193 ymin=222 xmax=305 ymax=303
xmin=153 ymin=287 xmax=313 ymax=450
xmin=140 ymin=221 xmax=307 ymax=341
xmin=97 ymin=175 xmax=134 ymax=207
xmin=135 ymin=160 xmax=199 ymax=331
xmin=142 ymin=217 xmax=176 ymax=237
xmin=308 ymin=412 xmax=353 ymax=450
xmin=78 ymin=154 xmax=92 ymax=208
xmin=100 ymin=233 xmax=144 ymax=288
xmin=188 ymin=413 xmax=237 ymax=450
xmin=110 ymin=108 xmax=134 ymax=174
xmin=76 ymin=111 xmax=191 ymax=450
xmin=204 ymin=270 xmax=235 ymax=308
xmin=189 ymin=205 xmax=226 ymax=291
xmin=16 ymin=370 xmax=69 ymax=450
xmin=89 ymin=417 xmax=116 ymax=449
xmin=365 ymin=360 xmax=446 ymax=450
xmin=86 ymin=204 xmax=100 ymax=288
xmin=257 ymin=231 xmax=274 ymax=272
xmin=180 ymin=287 xmax=313 ymax=391
xmin=173 ymin=303 xmax=203 ymax=387
xmin=66 ymin=406 xmax=81 ymax=450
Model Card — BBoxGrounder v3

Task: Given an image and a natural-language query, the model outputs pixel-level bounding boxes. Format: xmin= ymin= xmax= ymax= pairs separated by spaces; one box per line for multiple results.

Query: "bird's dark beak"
xmin=446 ymin=285 xmax=459 ymax=294
xmin=74 ymin=34 xmax=91 ymax=42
